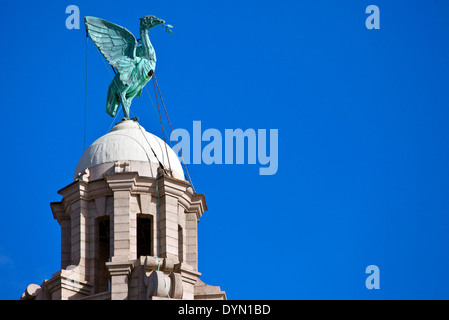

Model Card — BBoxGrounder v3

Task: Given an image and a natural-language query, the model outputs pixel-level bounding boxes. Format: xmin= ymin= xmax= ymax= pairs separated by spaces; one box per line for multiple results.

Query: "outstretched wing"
xmin=84 ymin=16 xmax=137 ymax=86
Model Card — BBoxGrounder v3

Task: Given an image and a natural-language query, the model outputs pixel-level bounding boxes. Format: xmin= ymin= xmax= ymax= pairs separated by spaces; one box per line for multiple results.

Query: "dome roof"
xmin=74 ymin=120 xmax=185 ymax=181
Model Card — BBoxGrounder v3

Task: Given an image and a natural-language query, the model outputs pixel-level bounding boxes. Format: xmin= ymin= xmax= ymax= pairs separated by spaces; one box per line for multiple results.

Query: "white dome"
xmin=74 ymin=120 xmax=185 ymax=181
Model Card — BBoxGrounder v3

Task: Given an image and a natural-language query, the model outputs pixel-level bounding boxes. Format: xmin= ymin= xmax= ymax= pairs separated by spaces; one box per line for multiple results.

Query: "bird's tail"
xmin=106 ymin=84 xmax=120 ymax=118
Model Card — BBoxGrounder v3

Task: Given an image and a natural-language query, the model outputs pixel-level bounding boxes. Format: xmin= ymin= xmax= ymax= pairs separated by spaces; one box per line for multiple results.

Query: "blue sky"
xmin=1 ymin=0 xmax=449 ymax=299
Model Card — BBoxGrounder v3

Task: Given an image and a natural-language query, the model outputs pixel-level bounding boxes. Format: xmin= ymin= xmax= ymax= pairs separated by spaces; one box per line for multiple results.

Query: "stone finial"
xmin=20 ymin=284 xmax=42 ymax=300
xmin=114 ymin=161 xmax=130 ymax=173
xmin=77 ymin=168 xmax=90 ymax=182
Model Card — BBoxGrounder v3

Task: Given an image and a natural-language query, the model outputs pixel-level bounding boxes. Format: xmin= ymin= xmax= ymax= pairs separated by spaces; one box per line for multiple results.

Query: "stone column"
xmin=111 ymin=189 xmax=131 ymax=260
xmin=70 ymin=196 xmax=89 ymax=280
xmin=106 ymin=262 xmax=133 ymax=300
xmin=159 ymin=192 xmax=180 ymax=262
xmin=104 ymin=168 xmax=138 ymax=299
xmin=54 ymin=180 xmax=90 ymax=280
xmin=157 ymin=176 xmax=190 ymax=263
xmin=51 ymin=202 xmax=71 ymax=269
xmin=185 ymin=193 xmax=207 ymax=272
xmin=184 ymin=212 xmax=199 ymax=271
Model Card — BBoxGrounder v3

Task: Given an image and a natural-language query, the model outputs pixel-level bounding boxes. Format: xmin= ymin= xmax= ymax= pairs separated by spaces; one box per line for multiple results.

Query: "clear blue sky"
xmin=1 ymin=0 xmax=449 ymax=299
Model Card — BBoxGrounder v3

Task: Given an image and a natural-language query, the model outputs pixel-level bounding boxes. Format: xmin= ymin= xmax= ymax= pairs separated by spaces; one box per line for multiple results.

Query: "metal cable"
xmin=153 ymin=77 xmax=173 ymax=176
xmin=153 ymin=73 xmax=195 ymax=191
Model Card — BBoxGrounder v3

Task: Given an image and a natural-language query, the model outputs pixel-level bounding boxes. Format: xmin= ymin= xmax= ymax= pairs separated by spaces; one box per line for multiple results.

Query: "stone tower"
xmin=21 ymin=120 xmax=226 ymax=300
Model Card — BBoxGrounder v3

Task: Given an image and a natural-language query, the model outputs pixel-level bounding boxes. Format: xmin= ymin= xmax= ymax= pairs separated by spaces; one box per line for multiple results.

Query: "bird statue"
xmin=84 ymin=16 xmax=173 ymax=119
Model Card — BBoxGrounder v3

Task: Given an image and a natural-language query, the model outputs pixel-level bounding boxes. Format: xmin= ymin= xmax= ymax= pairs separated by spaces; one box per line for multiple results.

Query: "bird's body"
xmin=106 ymin=55 xmax=155 ymax=118
xmin=85 ymin=15 xmax=169 ymax=119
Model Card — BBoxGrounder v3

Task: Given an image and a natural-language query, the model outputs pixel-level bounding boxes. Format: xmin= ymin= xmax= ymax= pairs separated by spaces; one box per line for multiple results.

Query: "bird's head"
xmin=140 ymin=15 xmax=165 ymax=29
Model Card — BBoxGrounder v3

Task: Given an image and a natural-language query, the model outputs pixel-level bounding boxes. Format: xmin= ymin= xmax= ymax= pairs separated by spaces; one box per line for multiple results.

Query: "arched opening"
xmin=137 ymin=216 xmax=152 ymax=258
xmin=178 ymin=225 xmax=184 ymax=262
xmin=96 ymin=217 xmax=110 ymax=293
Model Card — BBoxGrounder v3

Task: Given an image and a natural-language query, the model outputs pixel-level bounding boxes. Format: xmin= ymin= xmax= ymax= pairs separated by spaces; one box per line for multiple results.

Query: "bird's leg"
xmin=123 ymin=104 xmax=130 ymax=120
xmin=119 ymin=93 xmax=130 ymax=120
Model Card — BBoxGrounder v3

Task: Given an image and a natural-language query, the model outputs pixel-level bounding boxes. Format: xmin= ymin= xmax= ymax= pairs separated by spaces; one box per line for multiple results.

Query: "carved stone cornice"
xmin=180 ymin=264 xmax=202 ymax=286
xmin=186 ymin=193 xmax=207 ymax=220
xmin=157 ymin=175 xmax=189 ymax=199
xmin=60 ymin=180 xmax=89 ymax=203
xmin=51 ymin=180 xmax=89 ymax=220
xmin=51 ymin=202 xmax=68 ymax=224
xmin=104 ymin=171 xmax=139 ymax=192
xmin=45 ymin=270 xmax=94 ymax=298
xmin=105 ymin=261 xmax=134 ymax=277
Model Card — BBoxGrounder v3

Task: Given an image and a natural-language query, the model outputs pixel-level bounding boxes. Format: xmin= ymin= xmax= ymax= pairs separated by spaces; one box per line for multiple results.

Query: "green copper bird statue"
xmin=84 ymin=16 xmax=172 ymax=119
